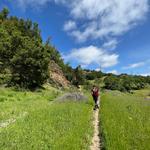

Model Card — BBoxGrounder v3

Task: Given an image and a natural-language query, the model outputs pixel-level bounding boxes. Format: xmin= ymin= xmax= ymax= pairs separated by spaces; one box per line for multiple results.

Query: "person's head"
xmin=93 ymin=85 xmax=96 ymax=89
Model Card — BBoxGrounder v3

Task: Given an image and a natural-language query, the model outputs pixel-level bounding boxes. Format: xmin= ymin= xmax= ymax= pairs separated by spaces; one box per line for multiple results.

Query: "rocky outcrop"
xmin=49 ymin=61 xmax=70 ymax=88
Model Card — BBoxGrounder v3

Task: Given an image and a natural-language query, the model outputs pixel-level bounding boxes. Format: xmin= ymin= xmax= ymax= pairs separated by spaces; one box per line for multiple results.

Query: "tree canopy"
xmin=0 ymin=8 xmax=52 ymax=88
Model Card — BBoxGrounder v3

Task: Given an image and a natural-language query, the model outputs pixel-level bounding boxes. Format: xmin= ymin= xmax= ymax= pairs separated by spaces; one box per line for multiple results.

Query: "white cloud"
xmin=63 ymin=45 xmax=119 ymax=68
xmin=140 ymin=73 xmax=150 ymax=76
xmin=64 ymin=0 xmax=149 ymax=42
xmin=15 ymin=0 xmax=149 ymax=42
xmin=107 ymin=70 xmax=119 ymax=75
xmin=123 ymin=62 xmax=145 ymax=69
xmin=95 ymin=68 xmax=101 ymax=72
xmin=63 ymin=20 xmax=76 ymax=31
xmin=102 ymin=39 xmax=118 ymax=50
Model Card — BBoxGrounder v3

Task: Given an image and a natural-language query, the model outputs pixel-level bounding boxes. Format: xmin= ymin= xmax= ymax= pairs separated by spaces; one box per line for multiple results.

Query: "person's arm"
xmin=91 ymin=89 xmax=93 ymax=95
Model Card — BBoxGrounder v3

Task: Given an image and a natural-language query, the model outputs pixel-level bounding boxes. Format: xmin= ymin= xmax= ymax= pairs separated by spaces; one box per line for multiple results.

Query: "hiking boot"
xmin=96 ymin=105 xmax=99 ymax=109
xmin=93 ymin=107 xmax=96 ymax=110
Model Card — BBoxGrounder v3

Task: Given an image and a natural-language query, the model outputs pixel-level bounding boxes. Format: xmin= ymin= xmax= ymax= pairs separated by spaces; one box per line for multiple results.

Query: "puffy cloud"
xmin=15 ymin=0 xmax=149 ymax=43
xmin=15 ymin=0 xmax=149 ymax=39
xmin=63 ymin=45 xmax=119 ymax=68
xmin=62 ymin=0 xmax=149 ymax=42
xmin=63 ymin=20 xmax=76 ymax=31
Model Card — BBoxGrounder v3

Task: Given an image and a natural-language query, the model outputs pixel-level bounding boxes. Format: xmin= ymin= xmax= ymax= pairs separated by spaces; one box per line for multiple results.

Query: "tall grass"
xmin=100 ymin=90 xmax=150 ymax=150
xmin=0 ymin=87 xmax=93 ymax=150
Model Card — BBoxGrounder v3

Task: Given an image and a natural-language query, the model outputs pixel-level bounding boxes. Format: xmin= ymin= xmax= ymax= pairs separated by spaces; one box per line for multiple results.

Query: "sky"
xmin=0 ymin=0 xmax=150 ymax=76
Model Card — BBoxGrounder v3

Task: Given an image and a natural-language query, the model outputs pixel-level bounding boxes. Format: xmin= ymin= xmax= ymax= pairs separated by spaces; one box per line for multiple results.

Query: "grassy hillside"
xmin=100 ymin=89 xmax=150 ymax=150
xmin=0 ymin=87 xmax=93 ymax=150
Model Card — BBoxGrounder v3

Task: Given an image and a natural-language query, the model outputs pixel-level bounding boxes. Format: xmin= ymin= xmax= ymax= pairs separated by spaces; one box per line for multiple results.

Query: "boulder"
xmin=56 ymin=92 xmax=88 ymax=102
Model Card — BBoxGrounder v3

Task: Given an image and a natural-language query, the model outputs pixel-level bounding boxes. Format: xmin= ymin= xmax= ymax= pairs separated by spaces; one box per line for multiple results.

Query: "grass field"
xmin=0 ymin=87 xmax=93 ymax=150
xmin=1 ymin=86 xmax=149 ymax=150
xmin=100 ymin=89 xmax=150 ymax=150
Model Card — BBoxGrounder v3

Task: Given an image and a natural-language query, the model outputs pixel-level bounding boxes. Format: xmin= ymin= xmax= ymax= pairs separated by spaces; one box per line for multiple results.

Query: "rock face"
xmin=49 ymin=61 xmax=70 ymax=88
xmin=56 ymin=92 xmax=88 ymax=102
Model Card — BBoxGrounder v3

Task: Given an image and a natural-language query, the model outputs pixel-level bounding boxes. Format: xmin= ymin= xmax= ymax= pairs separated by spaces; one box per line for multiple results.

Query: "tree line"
xmin=104 ymin=74 xmax=150 ymax=92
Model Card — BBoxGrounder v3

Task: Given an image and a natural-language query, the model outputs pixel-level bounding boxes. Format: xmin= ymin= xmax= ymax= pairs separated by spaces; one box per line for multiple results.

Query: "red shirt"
xmin=92 ymin=88 xmax=99 ymax=97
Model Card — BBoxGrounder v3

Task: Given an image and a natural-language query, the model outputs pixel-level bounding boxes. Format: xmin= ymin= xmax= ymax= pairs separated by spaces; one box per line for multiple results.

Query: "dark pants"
xmin=93 ymin=95 xmax=98 ymax=104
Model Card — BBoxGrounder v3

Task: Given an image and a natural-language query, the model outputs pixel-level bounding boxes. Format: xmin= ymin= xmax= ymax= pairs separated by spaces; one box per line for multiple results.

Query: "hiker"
xmin=91 ymin=85 xmax=99 ymax=110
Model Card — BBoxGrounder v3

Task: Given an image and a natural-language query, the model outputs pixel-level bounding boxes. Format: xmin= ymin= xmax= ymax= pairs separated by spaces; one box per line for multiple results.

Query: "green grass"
xmin=0 ymin=87 xmax=60 ymax=121
xmin=100 ymin=90 xmax=150 ymax=150
xmin=0 ymin=87 xmax=93 ymax=150
xmin=133 ymin=89 xmax=150 ymax=97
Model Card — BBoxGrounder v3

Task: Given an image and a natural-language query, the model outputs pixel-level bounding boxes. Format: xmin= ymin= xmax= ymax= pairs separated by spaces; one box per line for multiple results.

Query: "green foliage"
xmin=61 ymin=63 xmax=75 ymax=82
xmin=10 ymin=37 xmax=50 ymax=88
xmin=0 ymin=69 xmax=11 ymax=84
xmin=104 ymin=75 xmax=121 ymax=90
xmin=73 ymin=65 xmax=85 ymax=86
xmin=60 ymin=64 xmax=86 ymax=87
xmin=0 ymin=7 xmax=9 ymax=20
xmin=45 ymin=38 xmax=64 ymax=66
xmin=104 ymin=74 xmax=148 ymax=92
xmin=0 ymin=8 xmax=50 ymax=88
xmin=85 ymin=70 xmax=104 ymax=80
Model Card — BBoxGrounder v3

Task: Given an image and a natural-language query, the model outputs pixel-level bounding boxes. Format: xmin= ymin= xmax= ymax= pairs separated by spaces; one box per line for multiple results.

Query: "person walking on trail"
xmin=91 ymin=85 xmax=99 ymax=110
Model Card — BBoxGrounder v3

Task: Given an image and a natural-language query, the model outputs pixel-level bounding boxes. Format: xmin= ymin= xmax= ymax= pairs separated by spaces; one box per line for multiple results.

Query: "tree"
xmin=0 ymin=26 xmax=12 ymax=70
xmin=0 ymin=8 xmax=9 ymax=20
xmin=0 ymin=8 xmax=51 ymax=88
xmin=85 ymin=70 xmax=104 ymax=80
xmin=10 ymin=37 xmax=50 ymax=88
xmin=73 ymin=65 xmax=85 ymax=86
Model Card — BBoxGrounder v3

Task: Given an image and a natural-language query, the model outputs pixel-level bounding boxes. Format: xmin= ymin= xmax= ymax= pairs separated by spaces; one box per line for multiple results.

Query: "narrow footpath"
xmin=90 ymin=109 xmax=101 ymax=150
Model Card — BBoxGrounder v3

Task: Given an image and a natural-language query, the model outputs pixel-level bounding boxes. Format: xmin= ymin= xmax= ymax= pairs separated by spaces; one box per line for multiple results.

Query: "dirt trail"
xmin=90 ymin=109 xmax=101 ymax=150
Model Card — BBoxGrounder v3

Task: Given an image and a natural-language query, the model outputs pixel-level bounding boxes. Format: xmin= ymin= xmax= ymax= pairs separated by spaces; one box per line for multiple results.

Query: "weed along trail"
xmin=90 ymin=108 xmax=101 ymax=150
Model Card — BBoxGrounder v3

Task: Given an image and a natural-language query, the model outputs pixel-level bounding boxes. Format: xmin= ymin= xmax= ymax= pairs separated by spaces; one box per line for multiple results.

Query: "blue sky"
xmin=0 ymin=0 xmax=150 ymax=75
